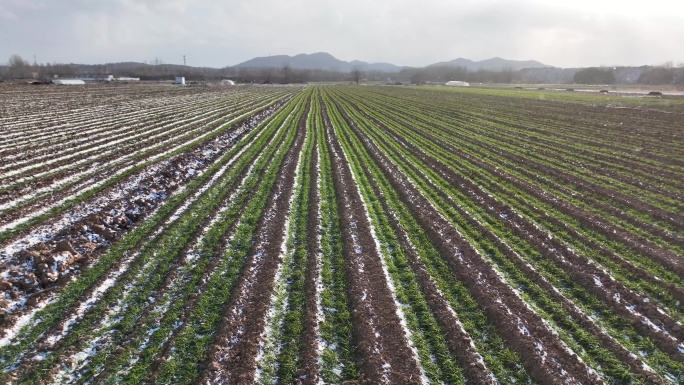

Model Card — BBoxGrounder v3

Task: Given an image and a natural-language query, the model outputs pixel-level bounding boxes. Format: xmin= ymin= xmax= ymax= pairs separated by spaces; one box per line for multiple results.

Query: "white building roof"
xmin=445 ymin=81 xmax=470 ymax=86
xmin=52 ymin=79 xmax=86 ymax=85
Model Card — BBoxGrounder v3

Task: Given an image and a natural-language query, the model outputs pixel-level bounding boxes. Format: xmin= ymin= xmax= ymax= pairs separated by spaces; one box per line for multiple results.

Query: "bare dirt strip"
xmin=322 ymin=102 xmax=423 ymax=385
xmin=333 ymin=105 xmax=606 ymax=384
xmin=0 ymin=102 xmax=286 ymax=332
xmin=296 ymin=135 xmax=322 ymax=385
xmin=201 ymin=98 xmax=308 ymax=384
xmin=340 ymin=103 xmax=680 ymax=384
xmin=349 ymin=103 xmax=684 ymax=348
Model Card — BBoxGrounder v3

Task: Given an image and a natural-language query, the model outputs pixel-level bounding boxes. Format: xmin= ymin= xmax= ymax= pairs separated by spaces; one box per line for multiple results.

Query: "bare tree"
xmin=351 ymin=67 xmax=362 ymax=84
xmin=282 ymin=64 xmax=292 ymax=84
xmin=260 ymin=67 xmax=274 ymax=83
xmin=8 ymin=54 xmax=31 ymax=79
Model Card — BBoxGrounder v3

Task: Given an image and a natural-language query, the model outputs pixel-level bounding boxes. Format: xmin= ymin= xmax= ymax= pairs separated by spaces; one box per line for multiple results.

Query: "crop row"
xmin=0 ymin=86 xmax=309 ymax=384
xmin=0 ymin=84 xmax=681 ymax=384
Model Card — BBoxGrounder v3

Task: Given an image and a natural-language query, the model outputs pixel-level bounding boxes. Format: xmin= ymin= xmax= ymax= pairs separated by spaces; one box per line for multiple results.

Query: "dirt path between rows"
xmin=297 ymin=134 xmax=322 ymax=385
xmin=0 ymin=102 xmax=287 ymax=332
xmin=200 ymin=97 xmax=309 ymax=384
xmin=332 ymin=102 xmax=604 ymax=384
xmin=323 ymin=101 xmax=423 ymax=385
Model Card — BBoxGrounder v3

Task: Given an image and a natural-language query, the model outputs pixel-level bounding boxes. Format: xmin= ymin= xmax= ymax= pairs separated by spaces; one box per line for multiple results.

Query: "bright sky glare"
xmin=0 ymin=0 xmax=682 ymax=68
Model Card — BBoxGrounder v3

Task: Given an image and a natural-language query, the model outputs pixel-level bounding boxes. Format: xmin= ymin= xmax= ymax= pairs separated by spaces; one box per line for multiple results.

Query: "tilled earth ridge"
xmin=0 ymin=100 xmax=288 ymax=331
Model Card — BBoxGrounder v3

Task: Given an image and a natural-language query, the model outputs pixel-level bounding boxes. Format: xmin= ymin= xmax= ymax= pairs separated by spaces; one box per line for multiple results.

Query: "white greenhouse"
xmin=52 ymin=79 xmax=86 ymax=85
xmin=445 ymin=81 xmax=470 ymax=87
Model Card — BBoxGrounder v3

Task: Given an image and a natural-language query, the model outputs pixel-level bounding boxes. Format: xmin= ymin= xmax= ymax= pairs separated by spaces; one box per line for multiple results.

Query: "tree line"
xmin=2 ymin=54 xmax=683 ymax=85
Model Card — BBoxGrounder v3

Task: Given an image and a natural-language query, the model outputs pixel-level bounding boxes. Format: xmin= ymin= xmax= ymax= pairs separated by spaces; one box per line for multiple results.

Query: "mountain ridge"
xmin=233 ymin=52 xmax=402 ymax=72
xmin=233 ymin=52 xmax=551 ymax=72
xmin=426 ymin=56 xmax=549 ymax=71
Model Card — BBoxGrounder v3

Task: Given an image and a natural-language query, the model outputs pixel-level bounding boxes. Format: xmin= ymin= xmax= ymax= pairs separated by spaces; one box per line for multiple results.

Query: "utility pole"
xmin=183 ymin=55 xmax=186 ymax=67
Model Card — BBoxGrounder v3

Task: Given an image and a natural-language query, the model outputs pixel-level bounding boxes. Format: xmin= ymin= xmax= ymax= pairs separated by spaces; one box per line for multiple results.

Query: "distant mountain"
xmin=233 ymin=52 xmax=550 ymax=73
xmin=427 ymin=57 xmax=549 ymax=71
xmin=233 ymin=52 xmax=402 ymax=73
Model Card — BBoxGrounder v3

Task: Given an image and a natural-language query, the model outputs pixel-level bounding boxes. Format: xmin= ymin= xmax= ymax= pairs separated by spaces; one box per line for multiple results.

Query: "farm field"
xmin=1 ymin=83 xmax=683 ymax=384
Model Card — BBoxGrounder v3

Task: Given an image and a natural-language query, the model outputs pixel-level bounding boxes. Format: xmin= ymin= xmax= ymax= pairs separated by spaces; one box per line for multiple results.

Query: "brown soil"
xmin=297 ymin=136 xmax=323 ymax=385
xmin=200 ymin=97 xmax=308 ymax=384
xmin=333 ymin=102 xmax=605 ymax=384
xmin=323 ymin=101 xmax=424 ymax=385
xmin=0 ymin=102 xmax=287 ymax=332
xmin=339 ymin=126 xmax=497 ymax=384
xmin=337 ymin=99 xmax=679 ymax=381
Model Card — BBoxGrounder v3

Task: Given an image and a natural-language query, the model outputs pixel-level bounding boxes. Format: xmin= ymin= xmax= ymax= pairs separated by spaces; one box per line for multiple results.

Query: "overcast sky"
xmin=1 ymin=0 xmax=683 ymax=68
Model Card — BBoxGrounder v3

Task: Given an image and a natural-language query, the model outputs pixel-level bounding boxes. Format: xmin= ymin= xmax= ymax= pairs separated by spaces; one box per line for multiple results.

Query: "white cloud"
xmin=0 ymin=0 xmax=682 ymax=67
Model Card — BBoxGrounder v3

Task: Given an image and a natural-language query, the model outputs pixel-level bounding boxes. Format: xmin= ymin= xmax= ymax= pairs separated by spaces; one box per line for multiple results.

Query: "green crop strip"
xmin=0 ymin=89 xmax=299 ymax=245
xmin=4 ymin=90 xmax=307 ymax=385
xmin=328 ymin=86 xmax=683 ymax=382
xmin=363 ymin=88 xmax=684 ymax=196
xmin=336 ymin=87 xmax=684 ymax=314
xmin=150 ymin=90 xmax=309 ymax=385
xmin=0 ymin=89 xmax=279 ymax=199
xmin=355 ymin=87 xmax=684 ymax=202
xmin=314 ymin=95 xmax=359 ymax=384
xmin=394 ymin=88 xmax=684 ymax=175
xmin=327 ymin=87 xmax=656 ymax=383
xmin=323 ymin=93 xmax=466 ymax=384
xmin=415 ymin=85 xmax=684 ymax=108
xmin=0 ymin=92 xmax=264 ymax=190
xmin=78 ymin=92 xmax=309 ymax=384
xmin=323 ymin=87 xmax=534 ymax=384
xmin=3 ymin=84 xmax=681 ymax=385
xmin=0 ymin=96 xmax=289 ymax=372
xmin=345 ymin=87 xmax=684 ymax=240
xmin=257 ymin=94 xmax=315 ymax=384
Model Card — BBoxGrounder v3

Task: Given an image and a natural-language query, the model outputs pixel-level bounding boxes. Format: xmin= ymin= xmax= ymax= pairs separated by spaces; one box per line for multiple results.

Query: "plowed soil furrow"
xmin=0 ymin=102 xmax=288 ymax=334
xmin=359 ymin=97 xmax=684 ymax=277
xmin=2 ymin=108 xmax=293 ymax=384
xmin=295 ymin=130 xmax=321 ymax=385
xmin=338 ymin=97 xmax=682 ymax=382
xmin=333 ymin=102 xmax=604 ymax=384
xmin=345 ymin=99 xmax=684 ymax=344
xmin=201 ymin=97 xmax=308 ymax=384
xmin=321 ymin=101 xmax=424 ymax=385
xmin=336 ymin=120 xmax=497 ymax=384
